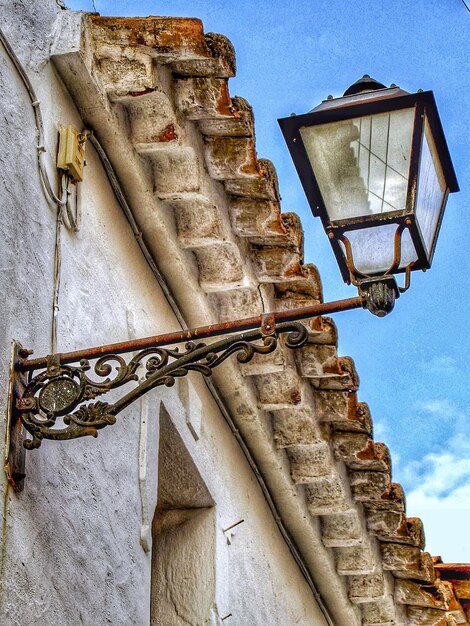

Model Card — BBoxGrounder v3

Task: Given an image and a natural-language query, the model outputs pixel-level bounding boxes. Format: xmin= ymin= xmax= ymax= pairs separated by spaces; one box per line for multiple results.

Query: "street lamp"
xmin=5 ymin=76 xmax=459 ymax=490
xmin=278 ymin=75 xmax=459 ymax=315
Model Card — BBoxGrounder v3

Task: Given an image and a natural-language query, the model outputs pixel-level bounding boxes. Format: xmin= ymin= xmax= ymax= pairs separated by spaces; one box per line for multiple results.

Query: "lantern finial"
xmin=343 ymin=75 xmax=387 ymax=96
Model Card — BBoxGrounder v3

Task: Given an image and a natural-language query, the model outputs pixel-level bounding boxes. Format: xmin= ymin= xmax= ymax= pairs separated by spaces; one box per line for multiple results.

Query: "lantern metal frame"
xmin=278 ymin=88 xmax=459 ymax=285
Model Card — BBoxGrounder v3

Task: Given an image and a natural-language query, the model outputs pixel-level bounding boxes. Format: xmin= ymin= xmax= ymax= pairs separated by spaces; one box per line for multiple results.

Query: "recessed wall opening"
xmin=150 ymin=409 xmax=215 ymax=626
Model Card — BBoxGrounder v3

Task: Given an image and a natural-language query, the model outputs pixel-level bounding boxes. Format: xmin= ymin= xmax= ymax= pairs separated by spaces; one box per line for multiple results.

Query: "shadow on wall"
xmin=151 ymin=409 xmax=217 ymax=625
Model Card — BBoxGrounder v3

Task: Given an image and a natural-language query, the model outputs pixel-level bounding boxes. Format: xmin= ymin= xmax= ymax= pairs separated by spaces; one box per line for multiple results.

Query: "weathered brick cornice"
xmin=50 ymin=12 xmax=467 ymax=626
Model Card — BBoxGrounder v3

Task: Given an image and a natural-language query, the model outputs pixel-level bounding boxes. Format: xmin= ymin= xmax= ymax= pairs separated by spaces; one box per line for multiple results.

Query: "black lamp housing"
xmin=278 ymin=76 xmax=459 ymax=286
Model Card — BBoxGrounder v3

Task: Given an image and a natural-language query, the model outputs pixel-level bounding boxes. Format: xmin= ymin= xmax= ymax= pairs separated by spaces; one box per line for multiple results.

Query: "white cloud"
xmin=415 ymin=398 xmax=453 ymax=415
xmin=373 ymin=420 xmax=388 ymax=439
xmin=418 ymin=355 xmax=459 ymax=375
xmin=405 ymin=446 xmax=470 ymax=561
xmin=394 ymin=397 xmax=469 ymax=559
xmin=413 ymin=398 xmax=465 ymax=421
xmin=406 ymin=453 xmax=470 ymax=504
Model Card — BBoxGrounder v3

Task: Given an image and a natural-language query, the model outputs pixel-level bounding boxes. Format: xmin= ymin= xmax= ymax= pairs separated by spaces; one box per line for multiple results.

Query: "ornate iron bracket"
xmin=6 ymin=296 xmax=366 ymax=491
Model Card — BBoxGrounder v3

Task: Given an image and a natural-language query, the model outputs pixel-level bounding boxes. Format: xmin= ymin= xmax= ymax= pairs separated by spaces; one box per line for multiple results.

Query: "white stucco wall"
xmin=0 ymin=3 xmax=329 ymax=624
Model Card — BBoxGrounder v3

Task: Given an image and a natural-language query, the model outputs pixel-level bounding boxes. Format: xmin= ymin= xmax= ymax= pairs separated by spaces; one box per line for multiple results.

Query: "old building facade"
xmin=0 ymin=2 xmax=468 ymax=625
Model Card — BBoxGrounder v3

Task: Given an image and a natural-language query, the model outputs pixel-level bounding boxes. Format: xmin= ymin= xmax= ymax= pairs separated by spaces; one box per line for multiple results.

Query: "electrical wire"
xmin=51 ymin=196 xmax=64 ymax=355
xmin=0 ymin=25 xmax=68 ymax=208
xmin=0 ymin=26 xmax=82 ymax=353
xmin=62 ymin=177 xmax=82 ymax=232
xmin=461 ymin=0 xmax=470 ymax=12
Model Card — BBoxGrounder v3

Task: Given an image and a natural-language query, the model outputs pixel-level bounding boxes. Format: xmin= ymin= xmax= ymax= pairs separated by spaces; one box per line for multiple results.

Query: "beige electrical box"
xmin=57 ymin=125 xmax=87 ymax=183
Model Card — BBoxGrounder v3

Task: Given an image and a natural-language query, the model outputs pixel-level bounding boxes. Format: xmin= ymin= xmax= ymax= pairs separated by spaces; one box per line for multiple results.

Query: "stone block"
xmin=405 ymin=606 xmax=451 ymax=626
xmin=170 ymin=197 xmax=224 ymax=248
xmin=306 ymin=316 xmax=337 ymax=345
xmin=126 ymin=90 xmax=178 ymax=149
xmin=333 ymin=400 xmax=372 ymax=434
xmin=394 ymin=580 xmax=452 ymax=610
xmin=91 ymin=16 xmax=209 ymax=62
xmin=224 ymin=158 xmax=280 ymax=201
xmin=349 ymin=574 xmax=385 ymax=604
xmin=335 ymin=544 xmax=375 ymax=576
xmin=321 ymin=510 xmax=363 ymax=547
xmin=194 ymin=243 xmax=245 ymax=291
xmin=439 ymin=581 xmax=468 ymax=624
xmin=255 ymin=370 xmax=302 ymax=409
xmin=381 ymin=543 xmax=421 ymax=571
xmin=251 ymin=245 xmax=302 ymax=283
xmin=350 ymin=471 xmax=391 ymax=502
xmin=273 ymin=265 xmax=323 ymax=311
xmin=363 ymin=482 xmax=406 ymax=513
xmin=381 ymin=545 xmax=435 ymax=582
xmin=208 ymin=288 xmax=262 ymax=322
xmin=333 ymin=433 xmax=391 ymax=472
xmin=271 ymin=406 xmax=322 ymax=448
xmin=151 ymin=146 xmax=200 ymax=194
xmin=308 ymin=356 xmax=360 ymax=391
xmin=170 ymin=32 xmax=236 ymax=78
xmin=366 ymin=511 xmax=425 ymax=548
xmin=203 ymin=136 xmax=258 ymax=179
xmin=286 ymin=443 xmax=334 ymax=483
xmin=296 ymin=344 xmax=338 ymax=377
xmin=96 ymin=47 xmax=155 ymax=97
xmin=313 ymin=390 xmax=349 ymax=421
xmin=230 ymin=198 xmax=283 ymax=240
xmin=280 ymin=213 xmax=304 ymax=251
xmin=198 ymin=97 xmax=254 ymax=137
xmin=361 ymin=596 xmax=398 ymax=625
xmin=174 ymin=77 xmax=232 ymax=120
xmin=305 ymin=476 xmax=350 ymax=515
xmin=314 ymin=391 xmax=373 ymax=437
xmin=240 ymin=343 xmax=287 ymax=376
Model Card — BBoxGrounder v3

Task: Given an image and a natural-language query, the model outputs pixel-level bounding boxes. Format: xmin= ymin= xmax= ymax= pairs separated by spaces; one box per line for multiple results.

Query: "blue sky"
xmin=66 ymin=0 xmax=470 ymax=561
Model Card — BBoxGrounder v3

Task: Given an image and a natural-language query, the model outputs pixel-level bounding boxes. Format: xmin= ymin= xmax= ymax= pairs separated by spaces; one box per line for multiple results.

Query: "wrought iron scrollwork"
xmin=16 ymin=322 xmax=308 ymax=449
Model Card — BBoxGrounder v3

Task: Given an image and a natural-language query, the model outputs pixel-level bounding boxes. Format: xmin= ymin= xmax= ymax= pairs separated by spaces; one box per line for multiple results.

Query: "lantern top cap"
xmin=343 ymin=74 xmax=387 ymax=96
xmin=309 ymin=78 xmax=410 ymax=114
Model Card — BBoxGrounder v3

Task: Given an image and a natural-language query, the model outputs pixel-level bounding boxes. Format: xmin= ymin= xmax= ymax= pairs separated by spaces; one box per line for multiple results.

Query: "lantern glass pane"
xmin=415 ymin=117 xmax=447 ymax=256
xmin=300 ymin=108 xmax=415 ymax=221
xmin=340 ymin=224 xmax=418 ymax=275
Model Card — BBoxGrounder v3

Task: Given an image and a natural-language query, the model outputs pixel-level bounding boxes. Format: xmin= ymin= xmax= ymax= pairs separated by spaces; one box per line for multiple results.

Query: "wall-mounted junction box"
xmin=57 ymin=125 xmax=87 ymax=183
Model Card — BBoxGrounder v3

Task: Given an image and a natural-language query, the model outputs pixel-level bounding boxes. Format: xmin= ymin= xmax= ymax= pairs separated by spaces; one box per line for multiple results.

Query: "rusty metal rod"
xmin=19 ymin=296 xmax=364 ymax=371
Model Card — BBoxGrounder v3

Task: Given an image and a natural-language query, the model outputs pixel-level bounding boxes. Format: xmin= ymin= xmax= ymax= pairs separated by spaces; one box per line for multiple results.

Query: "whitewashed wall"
xmin=0 ymin=3 xmax=328 ymax=624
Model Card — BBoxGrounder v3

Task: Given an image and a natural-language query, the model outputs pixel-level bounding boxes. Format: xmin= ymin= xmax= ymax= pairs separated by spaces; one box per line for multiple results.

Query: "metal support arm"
xmin=6 ymin=296 xmax=366 ymax=491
